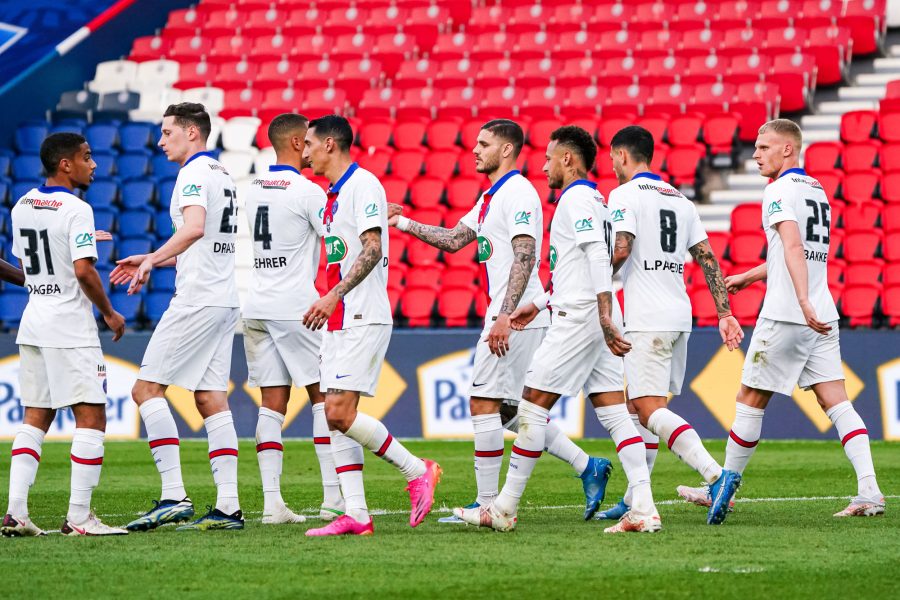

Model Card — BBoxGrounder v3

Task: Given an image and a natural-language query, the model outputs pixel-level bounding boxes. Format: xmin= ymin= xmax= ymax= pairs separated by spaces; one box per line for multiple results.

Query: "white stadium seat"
xmin=88 ymin=59 xmax=137 ymax=94
xmin=221 ymin=116 xmax=262 ymax=152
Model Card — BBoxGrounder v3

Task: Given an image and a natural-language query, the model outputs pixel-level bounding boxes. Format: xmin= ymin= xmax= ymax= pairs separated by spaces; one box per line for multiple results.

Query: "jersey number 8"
xmin=659 ymin=209 xmax=677 ymax=253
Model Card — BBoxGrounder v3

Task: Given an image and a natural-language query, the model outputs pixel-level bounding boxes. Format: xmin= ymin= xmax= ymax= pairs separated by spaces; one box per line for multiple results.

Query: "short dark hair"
xmin=268 ymin=113 xmax=309 ymax=150
xmin=308 ymin=114 xmax=353 ymax=152
xmin=481 ymin=119 xmax=525 ymax=158
xmin=40 ymin=132 xmax=87 ymax=176
xmin=550 ymin=125 xmax=598 ymax=171
xmin=163 ymin=102 xmax=211 ymax=141
xmin=609 ymin=125 xmax=654 ymax=165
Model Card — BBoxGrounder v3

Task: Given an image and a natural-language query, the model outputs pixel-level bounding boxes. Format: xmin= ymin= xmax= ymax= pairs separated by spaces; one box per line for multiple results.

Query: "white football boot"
xmin=1 ymin=513 xmax=46 ymax=537
xmin=603 ymin=510 xmax=662 ymax=534
xmin=262 ymin=504 xmax=306 ymax=524
xmin=834 ymin=496 xmax=885 ymax=517
xmin=452 ymin=503 xmax=517 ymax=532
xmin=61 ymin=512 xmax=128 ymax=536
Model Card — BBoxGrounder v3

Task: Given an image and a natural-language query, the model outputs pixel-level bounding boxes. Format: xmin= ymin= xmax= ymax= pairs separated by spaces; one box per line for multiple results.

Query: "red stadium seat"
xmin=409 ymin=176 xmax=446 ymax=209
xmin=690 ymin=286 xmax=720 ymax=327
xmin=882 ymin=173 xmax=900 ymax=203
xmin=843 ymin=141 xmax=882 ymax=173
xmin=358 ymin=118 xmax=395 ymax=150
xmin=882 ymin=285 xmax=900 ymax=327
xmin=667 ymin=114 xmax=705 ymax=148
xmin=885 ymin=262 xmax=900 ymax=286
xmin=804 ymin=142 xmax=843 ymax=172
xmin=883 ymin=204 xmax=900 ymax=232
xmin=877 ymin=110 xmax=900 ymax=144
xmin=844 ymin=260 xmax=884 ymax=286
xmin=424 ymin=150 xmax=461 ymax=182
xmin=400 ymin=287 xmax=437 ymax=327
xmin=302 ymin=87 xmax=347 ymax=116
xmin=392 ymin=120 xmax=428 ymax=151
xmin=828 ymin=260 xmax=846 ymax=287
xmin=406 ymin=238 xmax=441 ymax=267
xmin=844 ymin=0 xmax=887 ymax=57
xmin=442 ymin=265 xmax=478 ymax=287
xmin=731 ymin=283 xmax=766 ymax=326
xmin=707 ymin=231 xmax=730 ymax=259
xmin=388 ymin=232 xmax=408 ymax=262
xmin=841 ymin=284 xmax=881 ymax=327
xmin=447 ymin=177 xmax=483 ymax=209
xmin=841 ymin=110 xmax=878 ymax=144
xmin=406 ymin=265 xmax=444 ymax=289
xmin=381 ymin=177 xmax=409 ymax=204
xmin=665 ymin=147 xmax=705 ymax=192
xmin=843 ymin=201 xmax=883 ymax=232
xmin=357 ymin=148 xmax=393 ymax=178
xmin=438 ymin=285 xmax=477 ymax=327
xmin=842 ymin=172 xmax=881 ymax=204
xmin=729 ymin=232 xmax=768 ymax=263
xmin=809 ymin=170 xmax=844 ymax=201
xmin=391 ymin=150 xmax=426 ymax=182
xmin=703 ymin=113 xmax=740 ymax=164
xmin=426 ymin=119 xmax=461 ymax=151
xmin=843 ymin=231 xmax=884 ymax=262
xmin=884 ymin=232 xmax=900 ymax=263
xmin=170 ymin=34 xmax=212 ymax=59
xmin=444 ymin=243 xmax=478 ymax=268
xmin=881 ymin=144 xmax=900 ymax=172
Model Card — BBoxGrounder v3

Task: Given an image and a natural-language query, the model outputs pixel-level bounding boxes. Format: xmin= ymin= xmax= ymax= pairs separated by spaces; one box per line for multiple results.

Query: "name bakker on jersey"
xmin=767 ymin=176 xmax=830 ymax=264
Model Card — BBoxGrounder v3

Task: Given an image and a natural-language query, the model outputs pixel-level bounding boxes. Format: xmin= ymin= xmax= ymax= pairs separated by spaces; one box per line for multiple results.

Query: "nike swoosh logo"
xmin=472 ymin=382 xmax=487 ymax=387
xmin=335 ymin=374 xmax=351 ymax=379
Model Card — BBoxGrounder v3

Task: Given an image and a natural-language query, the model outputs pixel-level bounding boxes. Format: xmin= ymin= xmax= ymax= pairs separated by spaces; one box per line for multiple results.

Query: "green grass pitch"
xmin=0 ymin=439 xmax=896 ymax=598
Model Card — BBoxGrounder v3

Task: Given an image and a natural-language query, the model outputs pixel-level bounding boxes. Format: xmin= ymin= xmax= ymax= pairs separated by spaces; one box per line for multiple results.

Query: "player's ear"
xmin=501 ymin=141 xmax=513 ymax=159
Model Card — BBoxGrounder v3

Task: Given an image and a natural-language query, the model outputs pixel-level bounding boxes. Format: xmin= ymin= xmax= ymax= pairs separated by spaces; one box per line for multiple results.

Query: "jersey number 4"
xmin=804 ymin=199 xmax=830 ymax=244
xmin=19 ymin=228 xmax=54 ymax=275
xmin=253 ymin=206 xmax=273 ymax=250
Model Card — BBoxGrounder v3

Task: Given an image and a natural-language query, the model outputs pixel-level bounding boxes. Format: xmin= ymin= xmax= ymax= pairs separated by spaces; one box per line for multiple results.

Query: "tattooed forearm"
xmin=500 ymin=235 xmax=536 ymax=314
xmin=612 ymin=232 xmax=634 ymax=273
xmin=689 ymin=239 xmax=731 ymax=316
xmin=333 ymin=228 xmax=382 ymax=298
xmin=598 ymin=291 xmax=616 ymax=339
xmin=406 ymin=221 xmax=477 ymax=252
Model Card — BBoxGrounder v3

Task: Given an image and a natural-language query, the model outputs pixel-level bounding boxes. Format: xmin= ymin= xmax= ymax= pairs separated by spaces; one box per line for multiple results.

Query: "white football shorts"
xmin=470 ymin=326 xmax=545 ymax=400
xmin=623 ymin=330 xmax=690 ymax=398
xmin=243 ymin=319 xmax=322 ymax=388
xmin=526 ymin=307 xmax=625 ymax=397
xmin=742 ymin=318 xmax=844 ymax=396
xmin=139 ymin=304 xmax=239 ymax=392
xmin=19 ymin=345 xmax=107 ymax=410
xmin=320 ymin=324 xmax=391 ymax=397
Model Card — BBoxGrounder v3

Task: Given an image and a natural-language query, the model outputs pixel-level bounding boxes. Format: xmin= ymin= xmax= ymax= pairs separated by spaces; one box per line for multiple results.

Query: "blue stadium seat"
xmin=15 ymin=122 xmax=48 ymax=154
xmin=154 ymin=210 xmax=172 ymax=238
xmin=96 ymin=91 xmax=140 ymax=122
xmin=93 ymin=209 xmax=116 ymax=232
xmin=145 ymin=291 xmax=171 ymax=325
xmin=85 ymin=123 xmax=119 ymax=153
xmin=84 ymin=179 xmax=117 ymax=209
xmin=157 ymin=177 xmax=176 ymax=208
xmin=151 ymin=155 xmax=180 ymax=179
xmin=11 ymin=180 xmax=40 ymax=203
xmin=118 ymin=238 xmax=152 ymax=259
xmin=1 ymin=237 xmax=15 ymax=261
xmin=95 ymin=266 xmax=113 ymax=292
xmin=121 ymin=179 xmax=155 ymax=210
xmin=150 ymin=267 xmax=176 ymax=291
xmin=0 ymin=293 xmax=28 ymax=328
xmin=12 ymin=154 xmax=43 ymax=180
xmin=119 ymin=122 xmax=154 ymax=152
xmin=0 ymin=212 xmax=7 ymax=235
xmin=92 ymin=152 xmax=117 ymax=178
xmin=0 ymin=154 xmax=10 ymax=176
xmin=110 ymin=292 xmax=142 ymax=326
xmin=0 ymin=179 xmax=8 ymax=205
xmin=55 ymin=91 xmax=98 ymax=122
xmin=117 ymin=152 xmax=150 ymax=180
xmin=119 ymin=210 xmax=153 ymax=238
xmin=49 ymin=121 xmax=85 ymax=136
xmin=96 ymin=238 xmax=115 ymax=265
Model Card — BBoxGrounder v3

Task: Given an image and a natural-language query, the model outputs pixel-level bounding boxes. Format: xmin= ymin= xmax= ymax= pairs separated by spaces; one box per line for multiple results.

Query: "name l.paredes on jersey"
xmin=643 ymin=259 xmax=685 ymax=273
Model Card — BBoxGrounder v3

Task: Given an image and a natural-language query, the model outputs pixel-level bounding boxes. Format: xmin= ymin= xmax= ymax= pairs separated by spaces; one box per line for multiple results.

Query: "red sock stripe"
xmin=313 ymin=436 xmax=331 ymax=445
xmin=645 ymin=442 xmax=659 ymax=450
xmin=11 ymin=447 xmax=40 ymax=462
xmin=335 ymin=463 xmax=363 ymax=474
xmin=667 ymin=424 xmax=693 ymax=450
xmin=149 ymin=437 xmax=180 ymax=449
xmin=256 ymin=442 xmax=283 ymax=453
xmin=511 ymin=445 xmax=542 ymax=459
xmin=70 ymin=455 xmax=103 ymax=466
xmin=375 ymin=434 xmax=393 ymax=457
xmin=474 ymin=449 xmax=504 ymax=458
xmin=616 ymin=436 xmax=644 ymax=453
xmin=209 ymin=448 xmax=238 ymax=460
xmin=729 ymin=430 xmax=759 ymax=448
xmin=841 ymin=428 xmax=868 ymax=446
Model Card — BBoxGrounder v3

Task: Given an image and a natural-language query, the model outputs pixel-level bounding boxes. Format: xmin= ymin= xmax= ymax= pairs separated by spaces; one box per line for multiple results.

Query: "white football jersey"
xmin=243 ymin=165 xmax=326 ymax=320
xmin=608 ymin=172 xmax=707 ymax=332
xmin=547 ymin=180 xmax=613 ymax=317
xmin=323 ymin=163 xmax=392 ymax=330
xmin=759 ymin=168 xmax=839 ymax=325
xmin=460 ymin=171 xmax=550 ymax=330
xmin=11 ymin=185 xmax=100 ymax=348
xmin=168 ymin=151 xmax=239 ymax=308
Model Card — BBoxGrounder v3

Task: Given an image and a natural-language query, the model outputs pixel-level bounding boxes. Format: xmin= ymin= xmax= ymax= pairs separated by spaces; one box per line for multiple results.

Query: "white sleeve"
xmin=459 ymin=198 xmax=481 ymax=232
xmin=306 ymin=187 xmax=327 ymax=237
xmin=532 ymin=289 xmax=551 ymax=311
xmin=583 ymin=241 xmax=612 ymax=294
xmin=69 ymin=205 xmax=98 ymax=262
xmin=570 ymin=195 xmax=607 ymax=248
xmin=687 ymin=205 xmax=708 ymax=248
xmin=176 ymin=167 xmax=208 ymax=210
xmin=353 ymin=180 xmax=386 ymax=237
xmin=608 ymin=190 xmax=636 ymax=236
xmin=764 ymin=184 xmax=798 ymax=227
xmin=505 ymin=183 xmax=541 ymax=241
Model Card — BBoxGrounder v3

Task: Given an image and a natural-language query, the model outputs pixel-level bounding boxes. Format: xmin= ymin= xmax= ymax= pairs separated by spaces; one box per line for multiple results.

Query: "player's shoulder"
xmin=345 ymin=166 xmax=385 ymax=196
xmin=14 ymin=185 xmax=83 ymax=212
xmin=180 ymin=152 xmax=229 ymax=180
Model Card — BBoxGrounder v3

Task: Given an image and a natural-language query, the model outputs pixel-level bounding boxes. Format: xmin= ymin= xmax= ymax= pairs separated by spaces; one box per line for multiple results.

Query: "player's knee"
xmin=324 ymin=403 xmax=353 ymax=432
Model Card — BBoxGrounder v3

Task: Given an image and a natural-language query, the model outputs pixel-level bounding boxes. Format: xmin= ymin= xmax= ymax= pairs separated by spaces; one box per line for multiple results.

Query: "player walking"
xmin=389 ymin=119 xmax=612 ymax=522
xmin=679 ymin=119 xmax=885 ymax=517
xmin=243 ymin=113 xmax=344 ymax=523
xmin=1 ymin=133 xmax=127 ymax=537
xmin=454 ymin=125 xmax=659 ymax=533
xmin=602 ymin=126 xmax=743 ymax=525
xmin=300 ymin=115 xmax=440 ymax=537
xmin=113 ymin=103 xmax=244 ymax=531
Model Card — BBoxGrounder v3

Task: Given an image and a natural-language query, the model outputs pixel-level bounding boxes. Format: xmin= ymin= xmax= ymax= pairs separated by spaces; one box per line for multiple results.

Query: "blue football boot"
xmin=595 ymin=498 xmax=630 ymax=521
xmin=579 ymin=457 xmax=613 ymax=520
xmin=707 ymin=470 xmax=741 ymax=525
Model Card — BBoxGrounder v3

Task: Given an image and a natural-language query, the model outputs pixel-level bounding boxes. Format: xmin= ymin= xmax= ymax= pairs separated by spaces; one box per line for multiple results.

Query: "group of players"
xmin=0 ymin=101 xmax=885 ymax=537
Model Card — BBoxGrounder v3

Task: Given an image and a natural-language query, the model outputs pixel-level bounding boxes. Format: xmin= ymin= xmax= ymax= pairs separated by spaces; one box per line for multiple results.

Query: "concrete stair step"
xmin=709 ymin=189 xmax=764 ymax=204
xmin=817 ymin=100 xmax=877 ymax=114
xmin=873 ymin=57 xmax=900 ymax=72
xmin=837 ymin=86 xmax=885 ymax=101
xmin=801 ymin=115 xmax=842 ymax=129
xmin=727 ymin=173 xmax=766 ymax=189
xmin=857 ymin=72 xmax=900 ymax=86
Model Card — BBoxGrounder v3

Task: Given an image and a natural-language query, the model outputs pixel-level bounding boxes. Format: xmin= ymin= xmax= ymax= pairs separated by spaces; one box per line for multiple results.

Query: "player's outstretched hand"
xmin=601 ymin=321 xmax=632 ymax=356
xmin=110 ymin=254 xmax=146 ymax=286
xmin=800 ymin=299 xmax=832 ymax=335
xmin=724 ymin=272 xmax=750 ymax=294
xmin=387 ymin=202 xmax=404 ymax=226
xmin=127 ymin=256 xmax=154 ymax=295
xmin=719 ymin=315 xmax=744 ymax=351
xmin=104 ymin=310 xmax=126 ymax=342
xmin=303 ymin=291 xmax=339 ymax=330
xmin=486 ymin=313 xmax=512 ymax=357
xmin=509 ymin=303 xmax=538 ymax=330
xmin=95 ymin=230 xmax=113 ymax=242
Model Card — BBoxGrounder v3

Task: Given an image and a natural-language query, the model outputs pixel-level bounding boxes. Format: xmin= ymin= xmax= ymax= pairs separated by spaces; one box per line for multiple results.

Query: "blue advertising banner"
xmin=0 ymin=329 xmax=898 ymax=441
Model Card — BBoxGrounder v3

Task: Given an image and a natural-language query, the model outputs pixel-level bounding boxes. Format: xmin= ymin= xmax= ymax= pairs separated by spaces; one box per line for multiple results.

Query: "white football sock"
xmin=331 ymin=430 xmax=368 ymax=523
xmin=139 ymin=397 xmax=186 ymax=500
xmin=596 ymin=405 xmax=654 ymax=515
xmin=544 ymin=419 xmax=590 ymax=475
xmin=724 ymin=403 xmax=764 ymax=474
xmin=345 ymin=412 xmax=425 ymax=481
xmin=7 ymin=424 xmax=44 ymax=517
xmin=826 ymin=401 xmax=882 ymax=499
xmin=632 ymin=413 xmax=659 ymax=473
xmin=205 ymin=411 xmax=240 ymax=515
xmin=474 ymin=413 xmax=504 ymax=505
xmin=256 ymin=407 xmax=285 ymax=513
xmin=494 ymin=400 xmax=548 ymax=516
xmin=312 ymin=403 xmax=342 ymax=506
xmin=68 ymin=428 xmax=105 ymax=524
xmin=648 ymin=408 xmax=722 ymax=484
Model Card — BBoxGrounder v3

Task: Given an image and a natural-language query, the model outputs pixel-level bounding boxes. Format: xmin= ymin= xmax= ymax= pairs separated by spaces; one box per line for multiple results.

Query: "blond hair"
xmin=758 ymin=118 xmax=802 ymax=150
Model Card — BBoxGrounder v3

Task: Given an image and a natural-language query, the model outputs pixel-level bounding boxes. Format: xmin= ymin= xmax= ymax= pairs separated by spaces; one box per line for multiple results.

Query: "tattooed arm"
xmin=599 ymin=291 xmax=631 ymax=356
xmin=388 ymin=202 xmax=476 ymax=252
xmin=611 ymin=231 xmax=634 ymax=274
xmin=689 ymin=238 xmax=744 ymax=350
xmin=303 ymin=228 xmax=383 ymax=330
xmin=487 ymin=235 xmax=536 ymax=357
